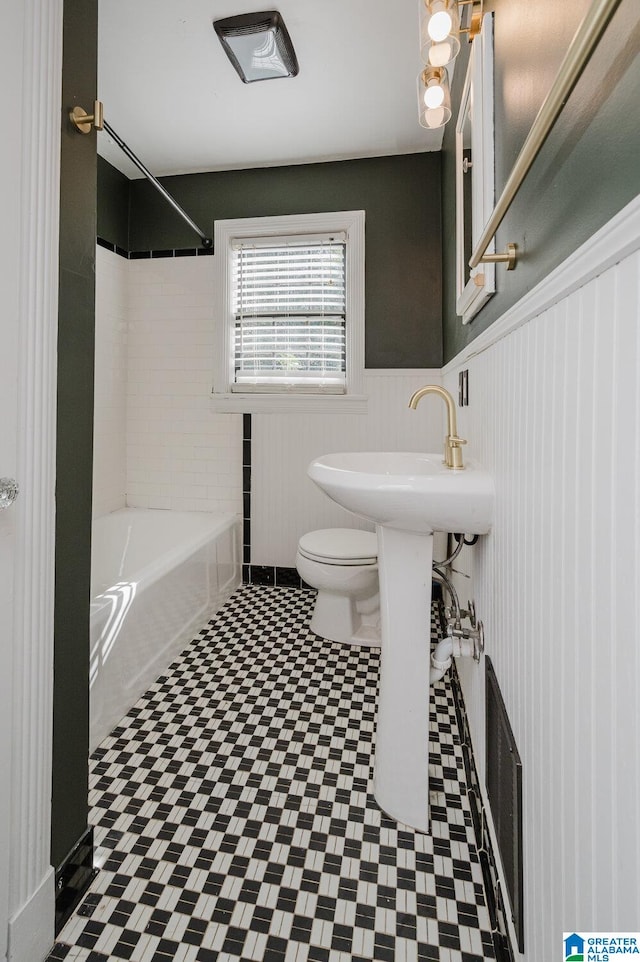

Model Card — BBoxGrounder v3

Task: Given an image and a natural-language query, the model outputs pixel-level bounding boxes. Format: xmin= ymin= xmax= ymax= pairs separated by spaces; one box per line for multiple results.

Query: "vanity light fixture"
xmin=213 ymin=11 xmax=299 ymax=83
xmin=417 ymin=0 xmax=482 ymax=130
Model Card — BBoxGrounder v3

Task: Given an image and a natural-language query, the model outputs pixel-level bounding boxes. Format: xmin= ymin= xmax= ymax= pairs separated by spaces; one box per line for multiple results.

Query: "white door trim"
xmin=2 ymin=2 xmax=63 ymax=960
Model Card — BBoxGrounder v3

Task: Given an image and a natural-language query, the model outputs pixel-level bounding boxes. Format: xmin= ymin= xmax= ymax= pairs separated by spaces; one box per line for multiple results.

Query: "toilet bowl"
xmin=296 ymin=528 xmax=380 ymax=647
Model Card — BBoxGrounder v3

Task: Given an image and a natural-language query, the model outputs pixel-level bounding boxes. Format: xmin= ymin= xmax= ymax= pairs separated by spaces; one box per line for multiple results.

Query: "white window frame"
xmin=212 ymin=210 xmax=366 ymax=413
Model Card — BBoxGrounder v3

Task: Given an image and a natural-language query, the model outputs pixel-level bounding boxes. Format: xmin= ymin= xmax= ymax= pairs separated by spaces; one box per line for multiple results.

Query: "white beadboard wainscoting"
xmin=251 ymin=371 xmax=445 ymax=568
xmin=442 ymin=201 xmax=640 ymax=959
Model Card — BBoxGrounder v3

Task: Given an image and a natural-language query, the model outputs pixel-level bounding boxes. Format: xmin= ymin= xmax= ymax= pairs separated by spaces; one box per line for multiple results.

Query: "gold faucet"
xmin=408 ymin=385 xmax=467 ymax=470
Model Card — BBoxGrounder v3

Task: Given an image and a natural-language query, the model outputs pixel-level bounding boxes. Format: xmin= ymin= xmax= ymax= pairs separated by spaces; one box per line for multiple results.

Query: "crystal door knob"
xmin=0 ymin=478 xmax=19 ymax=510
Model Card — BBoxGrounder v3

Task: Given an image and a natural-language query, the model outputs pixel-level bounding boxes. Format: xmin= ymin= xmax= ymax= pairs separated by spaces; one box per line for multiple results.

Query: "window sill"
xmin=209 ymin=392 xmax=368 ymax=414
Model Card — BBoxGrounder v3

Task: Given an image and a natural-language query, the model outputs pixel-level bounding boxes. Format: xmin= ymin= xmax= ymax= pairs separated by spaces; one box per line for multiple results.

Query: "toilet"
xmin=296 ymin=528 xmax=380 ymax=647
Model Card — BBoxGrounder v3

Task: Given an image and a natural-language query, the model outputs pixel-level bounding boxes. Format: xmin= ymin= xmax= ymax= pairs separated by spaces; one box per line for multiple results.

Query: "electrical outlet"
xmin=458 ymin=369 xmax=469 ymax=406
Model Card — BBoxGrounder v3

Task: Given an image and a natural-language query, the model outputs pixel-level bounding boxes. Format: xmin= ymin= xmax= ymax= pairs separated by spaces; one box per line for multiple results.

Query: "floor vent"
xmin=485 ymin=657 xmax=524 ymax=952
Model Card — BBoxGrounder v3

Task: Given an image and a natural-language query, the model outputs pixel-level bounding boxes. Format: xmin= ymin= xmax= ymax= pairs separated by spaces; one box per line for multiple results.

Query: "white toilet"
xmin=296 ymin=527 xmax=380 ymax=647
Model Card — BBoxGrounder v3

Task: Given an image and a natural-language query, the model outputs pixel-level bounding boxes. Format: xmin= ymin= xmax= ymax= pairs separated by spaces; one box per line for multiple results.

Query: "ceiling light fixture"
xmin=417 ymin=0 xmax=482 ymax=130
xmin=213 ymin=11 xmax=299 ymax=84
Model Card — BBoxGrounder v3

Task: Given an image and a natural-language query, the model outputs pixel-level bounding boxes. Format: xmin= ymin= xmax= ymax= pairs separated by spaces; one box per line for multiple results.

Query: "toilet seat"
xmin=298 ymin=528 xmax=377 ymax=566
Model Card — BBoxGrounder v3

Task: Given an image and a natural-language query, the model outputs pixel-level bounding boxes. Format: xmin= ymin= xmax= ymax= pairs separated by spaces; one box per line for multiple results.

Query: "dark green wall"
xmin=97 ymin=155 xmax=129 ymax=250
xmin=99 ymin=153 xmax=443 ymax=368
xmin=53 ymin=0 xmax=97 ymax=868
xmin=442 ymin=0 xmax=640 ymax=362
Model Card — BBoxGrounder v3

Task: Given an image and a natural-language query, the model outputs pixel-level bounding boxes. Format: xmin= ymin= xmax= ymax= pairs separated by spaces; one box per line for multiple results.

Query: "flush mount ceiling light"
xmin=213 ymin=11 xmax=299 ymax=83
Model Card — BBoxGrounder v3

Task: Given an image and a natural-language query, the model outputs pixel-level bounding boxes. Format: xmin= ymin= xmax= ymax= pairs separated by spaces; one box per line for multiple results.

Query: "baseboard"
xmin=54 ymin=826 xmax=97 ymax=936
xmin=7 ymin=866 xmax=55 ymax=962
xmin=242 ymin=564 xmax=313 ymax=589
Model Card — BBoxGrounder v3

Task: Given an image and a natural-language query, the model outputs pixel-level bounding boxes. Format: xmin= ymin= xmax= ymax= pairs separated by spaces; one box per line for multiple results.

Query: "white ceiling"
xmin=98 ymin=0 xmax=442 ymax=179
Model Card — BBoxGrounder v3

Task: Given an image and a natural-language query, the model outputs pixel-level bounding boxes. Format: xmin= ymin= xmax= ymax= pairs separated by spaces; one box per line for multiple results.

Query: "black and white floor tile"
xmin=49 ymin=586 xmax=496 ymax=962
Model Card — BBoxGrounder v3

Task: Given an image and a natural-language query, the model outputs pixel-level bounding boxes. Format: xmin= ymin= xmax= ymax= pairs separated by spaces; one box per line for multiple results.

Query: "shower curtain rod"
xmin=103 ymin=119 xmax=213 ymax=249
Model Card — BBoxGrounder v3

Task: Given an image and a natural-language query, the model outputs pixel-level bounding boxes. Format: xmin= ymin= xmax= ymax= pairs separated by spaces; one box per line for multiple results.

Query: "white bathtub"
xmin=89 ymin=508 xmax=240 ymax=752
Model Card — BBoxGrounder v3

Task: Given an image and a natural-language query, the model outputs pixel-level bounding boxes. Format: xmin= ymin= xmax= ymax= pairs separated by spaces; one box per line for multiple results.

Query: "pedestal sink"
xmin=308 ymin=451 xmax=494 ymax=832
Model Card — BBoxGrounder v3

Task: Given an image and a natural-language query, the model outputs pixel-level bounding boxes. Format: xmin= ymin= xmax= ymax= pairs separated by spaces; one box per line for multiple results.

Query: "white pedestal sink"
xmin=308 ymin=451 xmax=494 ymax=832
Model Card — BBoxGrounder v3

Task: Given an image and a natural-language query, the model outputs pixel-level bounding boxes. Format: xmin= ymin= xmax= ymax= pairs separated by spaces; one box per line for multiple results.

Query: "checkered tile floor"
xmin=49 ymin=586 xmax=496 ymax=962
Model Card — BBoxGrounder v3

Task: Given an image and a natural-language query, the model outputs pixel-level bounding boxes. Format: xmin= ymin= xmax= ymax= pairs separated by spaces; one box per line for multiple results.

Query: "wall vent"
xmin=485 ymin=657 xmax=524 ymax=952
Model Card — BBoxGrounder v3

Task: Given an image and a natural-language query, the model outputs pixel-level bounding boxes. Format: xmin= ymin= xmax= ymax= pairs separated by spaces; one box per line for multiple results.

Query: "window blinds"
xmin=232 ymin=234 xmax=347 ymax=393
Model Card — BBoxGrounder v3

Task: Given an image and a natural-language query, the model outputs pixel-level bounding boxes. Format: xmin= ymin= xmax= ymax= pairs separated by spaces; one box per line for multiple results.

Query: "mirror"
xmin=455 ymin=13 xmax=495 ymax=325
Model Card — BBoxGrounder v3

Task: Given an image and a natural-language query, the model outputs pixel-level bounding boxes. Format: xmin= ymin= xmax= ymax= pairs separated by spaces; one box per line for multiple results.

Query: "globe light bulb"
xmin=424 ymin=83 xmax=445 ymax=109
xmin=428 ymin=9 xmax=453 ymax=42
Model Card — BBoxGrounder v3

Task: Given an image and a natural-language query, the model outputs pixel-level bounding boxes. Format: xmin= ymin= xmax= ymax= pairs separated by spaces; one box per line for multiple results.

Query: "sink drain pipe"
xmin=430 ymin=635 xmax=477 ymax=684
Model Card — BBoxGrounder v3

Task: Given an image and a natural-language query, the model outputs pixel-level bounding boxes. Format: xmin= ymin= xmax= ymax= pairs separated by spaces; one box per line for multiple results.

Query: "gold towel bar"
xmin=469 ymin=0 xmax=623 ymax=271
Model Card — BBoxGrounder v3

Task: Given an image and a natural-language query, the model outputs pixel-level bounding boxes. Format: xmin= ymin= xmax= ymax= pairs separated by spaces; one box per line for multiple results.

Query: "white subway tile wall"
xmin=127 ymin=256 xmax=243 ymax=513
xmin=93 ymin=246 xmax=129 ymax=517
xmin=443 ymin=246 xmax=640 ymax=960
xmin=94 ymin=250 xmax=243 ymax=516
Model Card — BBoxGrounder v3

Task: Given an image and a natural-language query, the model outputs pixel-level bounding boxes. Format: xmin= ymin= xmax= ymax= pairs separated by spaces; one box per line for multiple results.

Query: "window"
xmin=233 ymin=234 xmax=346 ymax=393
xmin=213 ymin=211 xmax=365 ymax=412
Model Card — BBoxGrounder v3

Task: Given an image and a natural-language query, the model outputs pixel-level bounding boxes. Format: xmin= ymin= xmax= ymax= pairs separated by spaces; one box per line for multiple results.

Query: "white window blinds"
xmin=232 ymin=233 xmax=347 ymax=393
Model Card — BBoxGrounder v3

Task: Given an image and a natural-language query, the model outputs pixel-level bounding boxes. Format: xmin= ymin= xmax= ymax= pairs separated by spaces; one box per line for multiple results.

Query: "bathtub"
xmin=89 ymin=508 xmax=240 ymax=752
